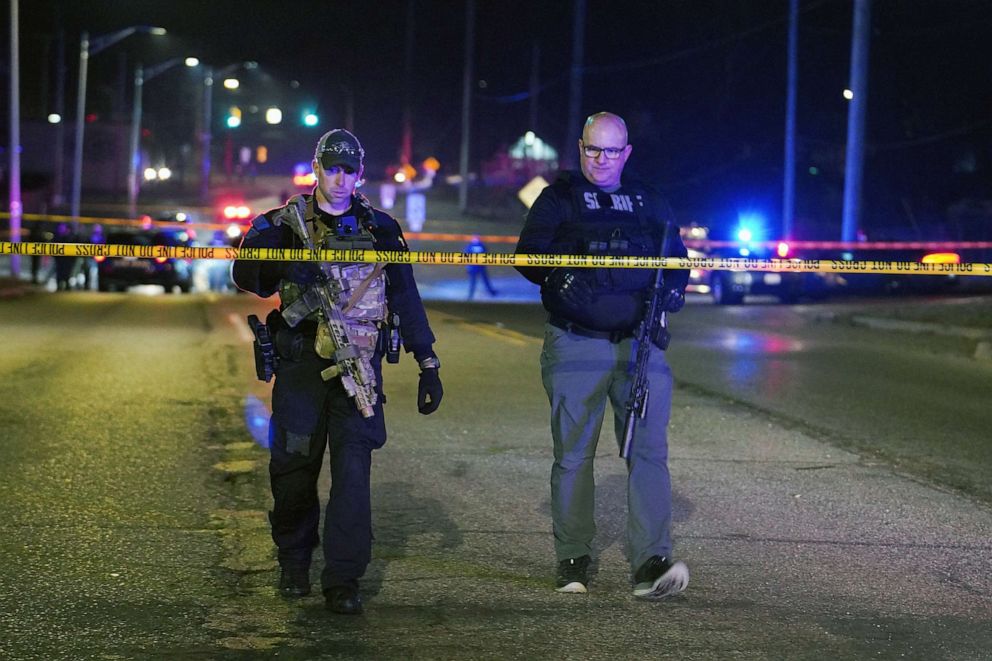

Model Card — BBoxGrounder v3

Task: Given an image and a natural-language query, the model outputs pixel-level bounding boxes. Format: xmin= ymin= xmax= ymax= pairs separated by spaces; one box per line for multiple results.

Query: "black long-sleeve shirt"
xmin=515 ymin=172 xmax=689 ymax=291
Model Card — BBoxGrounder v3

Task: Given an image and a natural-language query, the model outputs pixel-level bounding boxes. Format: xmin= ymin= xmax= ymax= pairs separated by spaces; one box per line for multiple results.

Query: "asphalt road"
xmin=666 ymin=298 xmax=992 ymax=504
xmin=0 ymin=290 xmax=990 ymax=660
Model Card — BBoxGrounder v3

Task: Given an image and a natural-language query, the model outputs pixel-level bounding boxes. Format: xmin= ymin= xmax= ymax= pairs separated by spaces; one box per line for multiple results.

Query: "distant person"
xmin=28 ymin=222 xmax=53 ymax=284
xmin=208 ymin=231 xmax=232 ymax=292
xmin=52 ymin=223 xmax=80 ymax=291
xmin=232 ymin=128 xmax=443 ymax=615
xmin=464 ymin=235 xmax=499 ymax=300
xmin=514 ymin=112 xmax=690 ymax=599
xmin=81 ymin=224 xmax=105 ymax=290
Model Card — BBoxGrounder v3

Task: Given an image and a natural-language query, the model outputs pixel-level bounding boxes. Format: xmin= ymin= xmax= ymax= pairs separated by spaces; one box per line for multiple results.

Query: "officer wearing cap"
xmin=233 ymin=128 xmax=443 ymax=614
xmin=514 ymin=112 xmax=690 ymax=599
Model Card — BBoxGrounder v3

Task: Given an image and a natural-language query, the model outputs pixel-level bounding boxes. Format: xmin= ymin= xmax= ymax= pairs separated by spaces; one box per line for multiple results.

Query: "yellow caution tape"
xmin=2 ymin=242 xmax=992 ymax=277
xmin=0 ymin=212 xmax=521 ymax=241
xmin=0 ymin=211 xmax=237 ymax=233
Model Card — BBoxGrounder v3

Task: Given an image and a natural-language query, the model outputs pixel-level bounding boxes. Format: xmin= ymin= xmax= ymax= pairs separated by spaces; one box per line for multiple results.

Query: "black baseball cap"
xmin=315 ymin=128 xmax=364 ymax=171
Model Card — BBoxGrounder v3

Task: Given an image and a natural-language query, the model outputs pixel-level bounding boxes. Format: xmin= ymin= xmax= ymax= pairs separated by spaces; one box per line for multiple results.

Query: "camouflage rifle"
xmin=273 ymin=196 xmax=378 ymax=418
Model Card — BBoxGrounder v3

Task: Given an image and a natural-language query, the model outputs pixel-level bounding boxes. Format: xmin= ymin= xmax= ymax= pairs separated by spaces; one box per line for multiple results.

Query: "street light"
xmin=127 ymin=57 xmax=192 ymax=218
xmin=70 ymin=25 xmax=165 ymax=224
xmin=199 ymin=61 xmax=255 ymax=204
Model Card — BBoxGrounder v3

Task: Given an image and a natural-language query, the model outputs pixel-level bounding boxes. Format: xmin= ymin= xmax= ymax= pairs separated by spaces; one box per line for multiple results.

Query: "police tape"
xmin=0 ymin=211 xmax=520 ymax=244
xmin=684 ymin=239 xmax=992 ymax=250
xmin=0 ymin=211 xmax=234 ymax=233
xmin=3 ymin=241 xmax=992 ymax=277
xmin=5 ymin=213 xmax=992 ymax=251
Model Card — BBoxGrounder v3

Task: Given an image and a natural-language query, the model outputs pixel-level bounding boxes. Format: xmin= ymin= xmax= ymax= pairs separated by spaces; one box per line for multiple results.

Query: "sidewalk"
xmin=0 ymin=257 xmax=40 ymax=298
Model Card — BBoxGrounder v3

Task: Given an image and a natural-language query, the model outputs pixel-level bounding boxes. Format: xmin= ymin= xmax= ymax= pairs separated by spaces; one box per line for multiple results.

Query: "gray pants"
xmin=540 ymin=322 xmax=675 ymax=570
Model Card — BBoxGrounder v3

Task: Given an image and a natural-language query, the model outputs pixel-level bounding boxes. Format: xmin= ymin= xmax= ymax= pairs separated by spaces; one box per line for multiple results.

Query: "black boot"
xmin=278 ymin=566 xmax=311 ymax=598
xmin=325 ymin=585 xmax=363 ymax=614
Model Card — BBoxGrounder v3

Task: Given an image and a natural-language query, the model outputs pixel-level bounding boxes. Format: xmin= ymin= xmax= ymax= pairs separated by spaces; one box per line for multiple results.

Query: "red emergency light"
xmin=223 ymin=205 xmax=252 ymax=220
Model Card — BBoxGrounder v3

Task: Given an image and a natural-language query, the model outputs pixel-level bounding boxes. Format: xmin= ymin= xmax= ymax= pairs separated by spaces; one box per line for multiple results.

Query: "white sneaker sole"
xmin=556 ymin=581 xmax=588 ymax=594
xmin=632 ymin=561 xmax=689 ymax=599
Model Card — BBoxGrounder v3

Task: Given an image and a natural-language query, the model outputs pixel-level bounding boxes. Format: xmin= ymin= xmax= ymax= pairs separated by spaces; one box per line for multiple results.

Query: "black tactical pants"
xmin=268 ymin=360 xmax=386 ymax=592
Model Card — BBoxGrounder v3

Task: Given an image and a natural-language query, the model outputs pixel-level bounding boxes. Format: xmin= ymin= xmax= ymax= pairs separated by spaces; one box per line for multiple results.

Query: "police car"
xmin=685 ymin=220 xmax=832 ymax=305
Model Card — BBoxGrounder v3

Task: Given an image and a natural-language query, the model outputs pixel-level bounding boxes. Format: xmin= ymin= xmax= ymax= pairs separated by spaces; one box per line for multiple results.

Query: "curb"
xmin=0 ymin=281 xmax=39 ymax=299
xmin=849 ymin=314 xmax=992 ymax=340
xmin=849 ymin=315 xmax=992 ymax=361
xmin=805 ymin=309 xmax=992 ymax=361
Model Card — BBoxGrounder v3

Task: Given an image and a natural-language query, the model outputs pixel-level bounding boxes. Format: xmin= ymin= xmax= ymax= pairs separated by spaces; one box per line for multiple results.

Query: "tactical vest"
xmin=541 ymin=177 xmax=664 ymax=332
xmin=278 ymin=197 xmax=387 ymax=361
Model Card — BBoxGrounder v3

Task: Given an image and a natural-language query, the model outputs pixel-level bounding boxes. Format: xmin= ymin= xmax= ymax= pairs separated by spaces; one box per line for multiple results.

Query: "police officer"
xmin=515 ymin=112 xmax=690 ymax=599
xmin=464 ymin=234 xmax=499 ymax=300
xmin=232 ymin=128 xmax=443 ymax=614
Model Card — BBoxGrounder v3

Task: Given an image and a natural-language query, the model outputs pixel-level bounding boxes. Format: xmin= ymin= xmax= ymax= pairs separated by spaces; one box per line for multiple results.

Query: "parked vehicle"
xmin=683 ymin=223 xmax=832 ymax=305
xmin=97 ymin=230 xmax=194 ymax=293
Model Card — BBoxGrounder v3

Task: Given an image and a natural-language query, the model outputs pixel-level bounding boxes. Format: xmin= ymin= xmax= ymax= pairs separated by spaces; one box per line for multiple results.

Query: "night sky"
xmin=9 ymin=0 xmax=992 ymax=238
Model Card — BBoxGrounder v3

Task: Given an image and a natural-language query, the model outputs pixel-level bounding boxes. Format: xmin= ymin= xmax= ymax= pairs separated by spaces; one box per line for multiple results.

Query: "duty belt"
xmin=548 ymin=314 xmax=634 ymax=344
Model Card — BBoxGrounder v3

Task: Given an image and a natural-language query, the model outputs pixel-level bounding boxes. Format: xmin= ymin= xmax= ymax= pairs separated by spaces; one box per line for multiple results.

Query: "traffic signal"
xmin=226 ymin=106 xmax=242 ymax=128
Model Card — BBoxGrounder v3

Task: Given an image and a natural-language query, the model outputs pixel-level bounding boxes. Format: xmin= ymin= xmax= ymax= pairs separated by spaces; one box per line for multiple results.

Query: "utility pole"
xmin=128 ymin=58 xmax=182 ymax=217
xmin=841 ymin=0 xmax=871 ymax=242
xmin=70 ymin=30 xmax=90 ymax=225
xmin=562 ymin=0 xmax=586 ymax=170
xmin=200 ymin=66 xmax=213 ymax=205
xmin=8 ymin=0 xmax=22 ymax=277
xmin=458 ymin=0 xmax=475 ymax=212
xmin=70 ymin=26 xmax=164 ymax=225
xmin=52 ymin=29 xmax=66 ymax=207
xmin=127 ymin=64 xmax=144 ymax=219
xmin=782 ymin=0 xmax=799 ymax=240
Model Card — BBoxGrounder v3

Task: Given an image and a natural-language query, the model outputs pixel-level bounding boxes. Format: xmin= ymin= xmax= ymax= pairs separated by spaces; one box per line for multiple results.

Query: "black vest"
xmin=541 ymin=174 xmax=667 ymax=332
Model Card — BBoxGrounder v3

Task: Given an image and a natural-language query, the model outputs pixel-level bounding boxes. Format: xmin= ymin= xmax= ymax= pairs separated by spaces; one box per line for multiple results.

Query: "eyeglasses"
xmin=582 ymin=142 xmax=626 ymax=160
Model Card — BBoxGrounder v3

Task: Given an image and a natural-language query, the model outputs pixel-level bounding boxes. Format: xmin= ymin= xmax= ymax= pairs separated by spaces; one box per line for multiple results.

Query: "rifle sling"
xmin=343 ymin=264 xmax=385 ymax=314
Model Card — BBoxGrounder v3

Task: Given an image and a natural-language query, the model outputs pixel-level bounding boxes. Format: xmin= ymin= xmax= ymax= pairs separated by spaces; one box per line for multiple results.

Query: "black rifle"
xmin=620 ymin=222 xmax=674 ymax=460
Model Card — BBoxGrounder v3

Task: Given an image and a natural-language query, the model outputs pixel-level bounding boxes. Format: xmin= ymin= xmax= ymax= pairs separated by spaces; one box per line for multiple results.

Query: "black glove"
xmin=545 ymin=268 xmax=595 ymax=307
xmin=417 ymin=368 xmax=443 ymax=415
xmin=282 ymin=260 xmax=324 ymax=286
xmin=660 ymin=288 xmax=685 ymax=313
